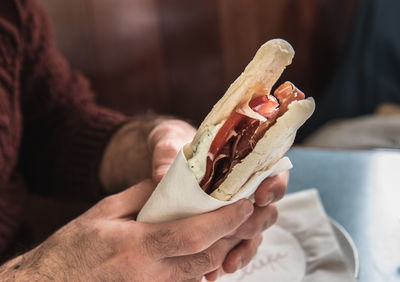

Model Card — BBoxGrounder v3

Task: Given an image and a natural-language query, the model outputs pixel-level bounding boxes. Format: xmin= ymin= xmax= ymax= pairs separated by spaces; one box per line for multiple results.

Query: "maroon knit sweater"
xmin=0 ymin=0 xmax=128 ymax=253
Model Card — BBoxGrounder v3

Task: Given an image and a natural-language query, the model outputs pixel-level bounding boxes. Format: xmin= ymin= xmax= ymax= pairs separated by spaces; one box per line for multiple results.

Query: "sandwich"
xmin=137 ymin=39 xmax=315 ymax=223
xmin=185 ymin=39 xmax=315 ymax=200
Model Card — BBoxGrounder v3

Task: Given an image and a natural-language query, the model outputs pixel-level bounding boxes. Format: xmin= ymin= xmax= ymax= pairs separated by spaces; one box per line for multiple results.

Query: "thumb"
xmin=119 ymin=179 xmax=156 ymax=217
xmin=96 ymin=179 xmax=156 ymax=219
xmin=151 ymin=141 xmax=180 ymax=184
xmin=152 ymin=164 xmax=171 ymax=184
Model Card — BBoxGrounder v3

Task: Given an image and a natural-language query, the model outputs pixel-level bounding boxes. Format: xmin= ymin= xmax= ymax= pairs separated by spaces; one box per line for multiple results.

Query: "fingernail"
xmin=241 ymin=200 xmax=253 ymax=217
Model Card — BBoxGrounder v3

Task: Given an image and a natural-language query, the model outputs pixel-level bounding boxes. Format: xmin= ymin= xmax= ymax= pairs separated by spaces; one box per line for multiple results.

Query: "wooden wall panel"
xmin=218 ymin=0 xmax=260 ymax=82
xmin=41 ymin=0 xmax=169 ymax=115
xmin=40 ymin=0 xmax=359 ymax=125
xmin=40 ymin=0 xmax=96 ymax=73
xmin=218 ymin=0 xmax=360 ymax=99
xmin=156 ymin=0 xmax=225 ymax=124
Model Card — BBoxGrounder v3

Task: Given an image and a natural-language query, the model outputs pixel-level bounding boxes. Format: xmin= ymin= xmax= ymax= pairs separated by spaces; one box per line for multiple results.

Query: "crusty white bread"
xmin=186 ymin=39 xmax=315 ymax=201
xmin=188 ymin=39 xmax=296 ymax=153
xmin=210 ymin=98 xmax=314 ymax=200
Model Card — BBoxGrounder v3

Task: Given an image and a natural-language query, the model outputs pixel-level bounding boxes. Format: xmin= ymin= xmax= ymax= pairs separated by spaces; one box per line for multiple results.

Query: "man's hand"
xmin=100 ymin=117 xmax=195 ymax=193
xmin=204 ymin=170 xmax=289 ymax=281
xmin=102 ymin=117 xmax=288 ymax=280
xmin=0 ymin=180 xmax=254 ymax=281
xmin=148 ymin=119 xmax=196 ymax=183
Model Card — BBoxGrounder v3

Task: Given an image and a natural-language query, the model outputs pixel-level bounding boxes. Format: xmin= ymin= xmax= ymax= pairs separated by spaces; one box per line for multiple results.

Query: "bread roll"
xmin=186 ymin=39 xmax=315 ymax=201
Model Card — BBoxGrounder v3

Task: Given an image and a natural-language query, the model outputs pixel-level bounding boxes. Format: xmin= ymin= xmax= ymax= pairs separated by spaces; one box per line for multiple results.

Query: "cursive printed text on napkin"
xmin=236 ymin=251 xmax=288 ymax=281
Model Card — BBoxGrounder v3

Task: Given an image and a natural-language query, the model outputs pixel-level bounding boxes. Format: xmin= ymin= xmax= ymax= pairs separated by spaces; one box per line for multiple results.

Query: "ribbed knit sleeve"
xmin=0 ymin=7 xmax=26 ymax=253
xmin=17 ymin=0 xmax=129 ymax=200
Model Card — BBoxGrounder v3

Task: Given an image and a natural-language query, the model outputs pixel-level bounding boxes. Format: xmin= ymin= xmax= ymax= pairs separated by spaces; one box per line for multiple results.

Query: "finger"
xmin=223 ymin=234 xmax=263 ymax=273
xmin=254 ymin=170 xmax=289 ymax=207
xmin=204 ymin=270 xmax=218 ymax=281
xmin=148 ymin=120 xmax=196 ymax=184
xmin=147 ymin=120 xmax=195 ymax=151
xmin=143 ymin=199 xmax=253 ymax=259
xmin=151 ymin=139 xmax=180 ymax=183
xmin=167 ymin=237 xmax=240 ymax=281
xmin=233 ymin=204 xmax=278 ymax=239
xmin=152 ymin=165 xmax=169 ymax=184
xmin=95 ymin=179 xmax=155 ymax=218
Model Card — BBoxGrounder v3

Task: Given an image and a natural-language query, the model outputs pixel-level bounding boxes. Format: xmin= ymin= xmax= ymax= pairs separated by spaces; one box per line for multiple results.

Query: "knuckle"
xmin=169 ymin=263 xmax=202 ymax=282
xmin=152 ymin=170 xmax=164 ymax=183
xmin=174 ymin=249 xmax=219 ymax=280
xmin=155 ymin=139 xmax=179 ymax=153
xmin=174 ymin=254 xmax=210 ymax=278
xmin=239 ymin=240 xmax=259 ymax=268
xmin=269 ymin=205 xmax=279 ymax=225
xmin=274 ymin=174 xmax=288 ymax=200
xmin=96 ymin=198 xmax=109 ymax=211
xmin=262 ymin=205 xmax=279 ymax=231
xmin=236 ymin=224 xmax=255 ymax=240
xmin=205 ymin=247 xmax=225 ymax=269
xmin=237 ymin=204 xmax=279 ymax=239
xmin=145 ymin=227 xmax=207 ymax=258
xmin=255 ymin=234 xmax=263 ymax=247
xmin=177 ymin=260 xmax=194 ymax=277
xmin=194 ymin=251 xmax=213 ymax=269
xmin=143 ymin=228 xmax=180 ymax=258
xmin=237 ymin=217 xmax=260 ymax=239
xmin=243 ymin=227 xmax=257 ymax=239
xmin=101 ymin=194 xmax=118 ymax=207
xmin=180 ymin=230 xmax=205 ymax=253
xmin=168 ymin=265 xmax=181 ymax=281
xmin=223 ymin=212 xmax=240 ymax=231
xmin=95 ymin=194 xmax=119 ymax=214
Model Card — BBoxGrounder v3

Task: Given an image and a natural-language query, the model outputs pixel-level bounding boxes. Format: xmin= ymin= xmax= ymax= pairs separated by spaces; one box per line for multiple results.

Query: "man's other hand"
xmin=0 ymin=180 xmax=255 ymax=281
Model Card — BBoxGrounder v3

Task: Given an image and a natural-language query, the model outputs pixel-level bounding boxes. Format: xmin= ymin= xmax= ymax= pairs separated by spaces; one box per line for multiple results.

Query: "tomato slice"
xmin=201 ymin=94 xmax=278 ymax=188
xmin=208 ymin=95 xmax=278 ymax=159
xmin=249 ymin=95 xmax=279 ymax=117
xmin=201 ymin=112 xmax=244 ymax=188
xmin=208 ymin=112 xmax=244 ymax=158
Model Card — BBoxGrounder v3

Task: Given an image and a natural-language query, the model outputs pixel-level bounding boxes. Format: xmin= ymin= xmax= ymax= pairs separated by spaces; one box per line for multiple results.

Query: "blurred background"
xmin=12 ymin=0 xmax=400 ymax=266
xmin=38 ymin=0 xmax=368 ymax=143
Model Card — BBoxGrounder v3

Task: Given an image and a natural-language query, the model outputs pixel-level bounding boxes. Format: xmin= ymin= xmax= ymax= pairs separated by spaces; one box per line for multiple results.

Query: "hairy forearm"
xmin=99 ymin=113 xmax=172 ymax=193
xmin=0 ymin=222 xmax=110 ymax=281
xmin=0 ymin=254 xmax=26 ymax=281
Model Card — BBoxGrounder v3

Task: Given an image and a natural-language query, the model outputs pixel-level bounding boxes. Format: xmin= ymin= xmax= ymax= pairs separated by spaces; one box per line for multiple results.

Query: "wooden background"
xmin=39 ymin=0 xmax=359 ymax=129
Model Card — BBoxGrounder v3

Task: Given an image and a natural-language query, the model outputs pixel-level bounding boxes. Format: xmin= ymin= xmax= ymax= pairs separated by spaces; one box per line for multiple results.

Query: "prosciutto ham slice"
xmin=200 ymin=81 xmax=305 ymax=194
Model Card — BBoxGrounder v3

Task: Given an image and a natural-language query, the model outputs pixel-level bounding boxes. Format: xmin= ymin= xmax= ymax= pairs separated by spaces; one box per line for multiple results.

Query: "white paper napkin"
xmin=137 ymin=148 xmax=292 ymax=223
xmin=216 ymin=189 xmax=357 ymax=282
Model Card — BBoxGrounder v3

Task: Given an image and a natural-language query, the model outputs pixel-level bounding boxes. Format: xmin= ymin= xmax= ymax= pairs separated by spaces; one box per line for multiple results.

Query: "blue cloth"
xmin=302 ymin=0 xmax=400 ymax=139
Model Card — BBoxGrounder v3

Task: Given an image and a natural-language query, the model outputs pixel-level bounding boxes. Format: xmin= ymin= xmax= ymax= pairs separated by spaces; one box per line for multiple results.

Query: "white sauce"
xmin=188 ymin=122 xmax=223 ymax=181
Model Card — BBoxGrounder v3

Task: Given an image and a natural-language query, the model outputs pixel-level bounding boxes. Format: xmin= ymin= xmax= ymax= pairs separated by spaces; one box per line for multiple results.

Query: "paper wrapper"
xmin=137 ymin=148 xmax=292 ymax=223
